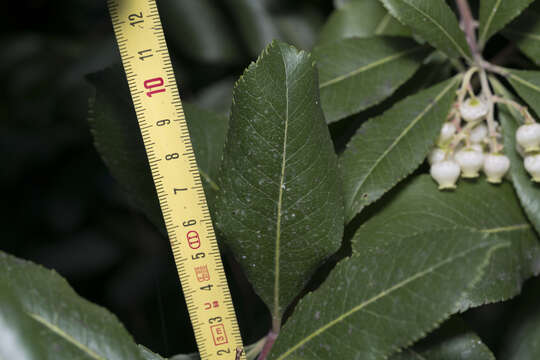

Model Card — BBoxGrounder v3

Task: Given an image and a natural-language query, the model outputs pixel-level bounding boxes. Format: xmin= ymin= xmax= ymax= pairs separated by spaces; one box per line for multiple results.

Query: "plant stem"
xmin=479 ymin=69 xmax=499 ymax=153
xmin=492 ymin=96 xmax=535 ymax=124
xmin=257 ymin=330 xmax=279 ymax=360
xmin=245 ymin=337 xmax=267 ymax=360
xmin=456 ymin=0 xmax=478 ymax=56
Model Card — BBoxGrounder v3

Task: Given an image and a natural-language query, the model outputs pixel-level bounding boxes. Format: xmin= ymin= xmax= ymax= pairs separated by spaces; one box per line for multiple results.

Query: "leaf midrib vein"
xmin=275 ymin=241 xmax=494 ymax=360
xmin=274 ymin=50 xmax=290 ymax=320
xmin=399 ymin=0 xmax=470 ymax=60
xmin=479 ymin=0 xmax=502 ymax=45
xmin=510 ymin=73 xmax=540 ymax=92
xmin=29 ymin=312 xmax=105 ymax=360
xmin=350 ymin=77 xmax=458 ymax=208
xmin=319 ymin=46 xmax=425 ymax=88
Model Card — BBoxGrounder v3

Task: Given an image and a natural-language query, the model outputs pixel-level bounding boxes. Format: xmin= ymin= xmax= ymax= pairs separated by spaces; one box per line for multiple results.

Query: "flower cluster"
xmin=428 ymin=68 xmax=540 ymax=190
xmin=517 ymin=122 xmax=540 ymax=181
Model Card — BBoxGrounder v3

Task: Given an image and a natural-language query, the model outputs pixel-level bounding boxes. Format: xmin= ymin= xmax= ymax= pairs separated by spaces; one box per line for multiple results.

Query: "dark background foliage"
xmin=1 ymin=0 xmax=539 ymax=358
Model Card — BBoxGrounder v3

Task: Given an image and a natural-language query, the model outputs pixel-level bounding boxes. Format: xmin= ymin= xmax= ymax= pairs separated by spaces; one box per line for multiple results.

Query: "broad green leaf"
xmin=502 ymin=8 xmax=540 ymax=66
xmin=314 ymin=37 xmax=429 ymax=123
xmin=389 ymin=317 xmax=495 ymax=360
xmin=223 ymin=0 xmax=280 ymax=57
xmin=0 ymin=283 xmax=43 ymax=360
xmin=478 ymin=0 xmax=535 ymax=47
xmin=268 ymin=229 xmax=508 ymax=360
xmin=507 ymin=69 xmax=540 ymax=117
xmin=341 ymin=76 xmax=460 ymax=222
xmin=318 ymin=0 xmax=411 ymax=45
xmin=159 ymin=0 xmax=240 ymax=63
xmin=352 ymin=175 xmax=540 ymax=310
xmin=491 ymin=77 xmax=540 ymax=235
xmin=88 ymin=67 xmax=229 ymax=232
xmin=380 ymin=0 xmax=471 ymax=60
xmin=0 ymin=251 xmax=145 ymax=360
xmin=215 ymin=41 xmax=344 ymax=320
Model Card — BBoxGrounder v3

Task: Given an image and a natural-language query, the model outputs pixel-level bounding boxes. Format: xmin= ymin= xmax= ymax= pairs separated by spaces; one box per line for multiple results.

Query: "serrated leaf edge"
xmin=318 ymin=45 xmax=425 ymax=88
xmin=381 ymin=0 xmax=471 ymax=61
xmin=346 ymin=75 xmax=460 ymax=220
xmin=479 ymin=0 xmax=502 ymax=46
xmin=273 ymin=231 xmax=509 ymax=360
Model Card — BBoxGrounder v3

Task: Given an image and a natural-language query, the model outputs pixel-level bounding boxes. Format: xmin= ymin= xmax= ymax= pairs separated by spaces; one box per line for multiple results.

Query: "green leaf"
xmin=223 ymin=0 xmax=280 ymax=57
xmin=352 ymin=175 xmax=540 ymax=310
xmin=341 ymin=76 xmax=460 ymax=222
xmin=314 ymin=36 xmax=429 ymax=123
xmin=390 ymin=318 xmax=495 ymax=360
xmin=507 ymin=69 xmax=540 ymax=117
xmin=268 ymin=229 xmax=508 ymax=360
xmin=0 ymin=251 xmax=146 ymax=359
xmin=502 ymin=8 xmax=540 ymax=66
xmin=478 ymin=0 xmax=535 ymax=47
xmin=318 ymin=0 xmax=411 ymax=45
xmin=491 ymin=77 xmax=540 ymax=236
xmin=159 ymin=0 xmax=240 ymax=63
xmin=0 ymin=282 xmax=43 ymax=360
xmin=215 ymin=40 xmax=344 ymax=320
xmin=88 ymin=67 xmax=229 ymax=232
xmin=380 ymin=0 xmax=471 ymax=60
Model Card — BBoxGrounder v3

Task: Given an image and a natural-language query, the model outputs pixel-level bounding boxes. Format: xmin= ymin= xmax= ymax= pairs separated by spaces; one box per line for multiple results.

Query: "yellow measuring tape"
xmin=107 ymin=1 xmax=245 ymax=359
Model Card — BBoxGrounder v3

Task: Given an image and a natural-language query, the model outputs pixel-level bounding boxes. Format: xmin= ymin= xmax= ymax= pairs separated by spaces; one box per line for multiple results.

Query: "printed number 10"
xmin=144 ymin=77 xmax=165 ymax=97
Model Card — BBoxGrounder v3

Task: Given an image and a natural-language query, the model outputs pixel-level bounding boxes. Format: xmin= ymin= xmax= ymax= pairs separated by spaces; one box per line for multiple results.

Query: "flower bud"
xmin=516 ymin=123 xmax=540 ymax=152
xmin=460 ymin=97 xmax=489 ymax=122
xmin=470 ymin=123 xmax=488 ymax=143
xmin=430 ymin=160 xmax=461 ymax=190
xmin=455 ymin=148 xmax=484 ymax=178
xmin=483 ymin=154 xmax=510 ymax=183
xmin=524 ymin=154 xmax=540 ymax=182
xmin=439 ymin=122 xmax=456 ymax=144
xmin=428 ymin=148 xmax=446 ymax=165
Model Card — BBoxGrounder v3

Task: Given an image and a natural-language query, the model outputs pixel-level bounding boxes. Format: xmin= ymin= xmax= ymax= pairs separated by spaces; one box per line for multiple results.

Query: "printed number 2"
xmin=128 ymin=12 xmax=144 ymax=27
xmin=144 ymin=77 xmax=165 ymax=97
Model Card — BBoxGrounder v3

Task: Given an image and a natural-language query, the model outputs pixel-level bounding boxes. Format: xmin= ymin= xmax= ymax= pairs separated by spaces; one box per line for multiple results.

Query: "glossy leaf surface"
xmin=314 ymin=36 xmax=428 ymax=123
xmin=380 ymin=0 xmax=471 ymax=60
xmin=352 ymin=175 xmax=540 ymax=310
xmin=507 ymin=69 xmax=540 ymax=117
xmin=215 ymin=41 xmax=344 ymax=319
xmin=491 ymin=77 xmax=540 ymax=236
xmin=340 ymin=77 xmax=460 ymax=222
xmin=269 ymin=229 xmax=507 ymax=360
xmin=478 ymin=0 xmax=535 ymax=47
xmin=0 ymin=251 xmax=146 ymax=360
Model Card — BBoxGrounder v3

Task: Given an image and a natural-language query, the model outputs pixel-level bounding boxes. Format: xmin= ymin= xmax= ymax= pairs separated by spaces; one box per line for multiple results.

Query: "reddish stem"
xmin=257 ymin=330 xmax=278 ymax=360
xmin=456 ymin=0 xmax=478 ymax=55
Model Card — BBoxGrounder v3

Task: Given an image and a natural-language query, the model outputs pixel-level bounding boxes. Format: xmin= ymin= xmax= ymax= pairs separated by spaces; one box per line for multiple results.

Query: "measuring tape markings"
xmin=108 ymin=1 xmax=245 ymax=359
